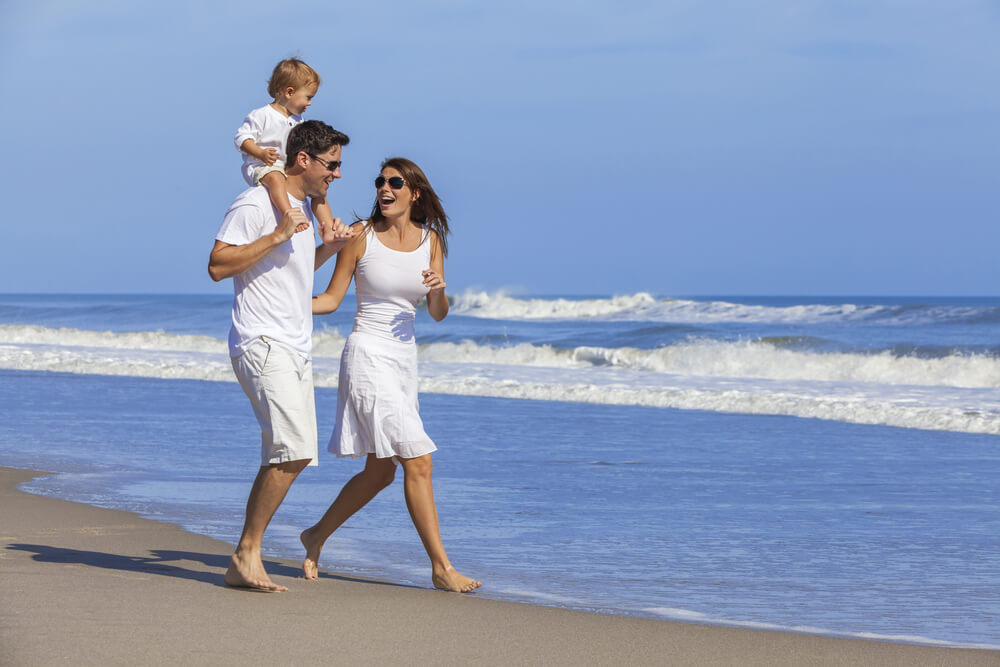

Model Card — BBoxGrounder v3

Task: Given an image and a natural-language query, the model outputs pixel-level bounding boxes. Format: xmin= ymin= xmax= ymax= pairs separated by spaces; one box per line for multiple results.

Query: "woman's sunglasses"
xmin=375 ymin=176 xmax=405 ymax=190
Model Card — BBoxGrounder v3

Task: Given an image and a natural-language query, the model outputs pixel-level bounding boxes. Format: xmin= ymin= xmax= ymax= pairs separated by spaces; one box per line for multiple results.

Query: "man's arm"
xmin=208 ymin=208 xmax=307 ymax=282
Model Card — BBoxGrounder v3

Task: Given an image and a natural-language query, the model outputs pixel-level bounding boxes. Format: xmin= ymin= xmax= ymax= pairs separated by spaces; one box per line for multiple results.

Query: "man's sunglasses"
xmin=375 ymin=176 xmax=405 ymax=190
xmin=309 ymin=154 xmax=341 ymax=172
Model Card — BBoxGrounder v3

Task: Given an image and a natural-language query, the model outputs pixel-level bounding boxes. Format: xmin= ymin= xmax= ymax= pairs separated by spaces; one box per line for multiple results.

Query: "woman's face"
xmin=376 ymin=167 xmax=416 ymax=217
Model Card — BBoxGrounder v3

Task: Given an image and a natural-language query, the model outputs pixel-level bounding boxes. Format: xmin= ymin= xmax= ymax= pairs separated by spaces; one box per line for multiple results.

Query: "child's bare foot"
xmin=432 ymin=565 xmax=482 ymax=593
xmin=224 ymin=550 xmax=287 ymax=592
xmin=300 ymin=527 xmax=323 ymax=580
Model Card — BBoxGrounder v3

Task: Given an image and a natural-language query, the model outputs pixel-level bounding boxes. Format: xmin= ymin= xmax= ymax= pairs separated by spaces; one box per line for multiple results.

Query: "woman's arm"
xmin=313 ymin=223 xmax=366 ymax=314
xmin=314 ymin=200 xmax=355 ymax=271
xmin=422 ymin=231 xmax=449 ymax=322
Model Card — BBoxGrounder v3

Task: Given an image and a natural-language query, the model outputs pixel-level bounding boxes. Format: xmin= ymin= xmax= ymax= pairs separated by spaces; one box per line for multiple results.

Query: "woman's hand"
xmin=421 ymin=269 xmax=446 ymax=292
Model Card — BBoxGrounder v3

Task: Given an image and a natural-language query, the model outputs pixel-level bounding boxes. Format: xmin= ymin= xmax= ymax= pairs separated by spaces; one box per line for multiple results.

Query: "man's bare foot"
xmin=300 ymin=527 xmax=323 ymax=580
xmin=224 ymin=550 xmax=287 ymax=592
xmin=432 ymin=565 xmax=482 ymax=593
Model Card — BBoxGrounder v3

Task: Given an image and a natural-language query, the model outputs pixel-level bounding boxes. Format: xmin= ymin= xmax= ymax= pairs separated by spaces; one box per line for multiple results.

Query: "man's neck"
xmin=284 ymin=175 xmax=307 ymax=202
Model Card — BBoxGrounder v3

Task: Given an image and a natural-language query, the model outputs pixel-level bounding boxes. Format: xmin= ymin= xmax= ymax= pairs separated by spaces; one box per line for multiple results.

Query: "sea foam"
xmin=450 ymin=291 xmax=1000 ymax=325
xmin=5 ymin=324 xmax=1000 ymax=435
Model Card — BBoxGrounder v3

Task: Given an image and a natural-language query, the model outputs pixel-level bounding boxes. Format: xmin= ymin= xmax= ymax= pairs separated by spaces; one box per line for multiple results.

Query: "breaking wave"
xmin=450 ymin=291 xmax=1000 ymax=325
xmin=4 ymin=324 xmax=1000 ymax=435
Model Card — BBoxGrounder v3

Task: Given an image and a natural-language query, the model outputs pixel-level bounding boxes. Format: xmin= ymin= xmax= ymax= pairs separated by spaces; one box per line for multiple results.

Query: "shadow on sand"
xmin=6 ymin=543 xmax=413 ymax=590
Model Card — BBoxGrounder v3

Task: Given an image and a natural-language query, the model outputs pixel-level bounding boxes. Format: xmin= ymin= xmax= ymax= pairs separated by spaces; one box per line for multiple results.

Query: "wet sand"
xmin=1 ymin=467 xmax=995 ymax=666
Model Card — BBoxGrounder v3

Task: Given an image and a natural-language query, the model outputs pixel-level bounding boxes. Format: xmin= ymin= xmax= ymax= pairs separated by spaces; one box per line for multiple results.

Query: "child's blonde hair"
xmin=267 ymin=58 xmax=321 ymax=98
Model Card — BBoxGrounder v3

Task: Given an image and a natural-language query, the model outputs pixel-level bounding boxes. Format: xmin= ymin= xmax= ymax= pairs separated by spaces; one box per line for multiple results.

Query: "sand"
xmin=1 ymin=467 xmax=996 ymax=666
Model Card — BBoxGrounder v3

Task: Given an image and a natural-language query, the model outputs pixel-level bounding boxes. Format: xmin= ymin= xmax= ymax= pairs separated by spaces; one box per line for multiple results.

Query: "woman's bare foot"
xmin=300 ymin=527 xmax=324 ymax=580
xmin=432 ymin=565 xmax=482 ymax=593
xmin=224 ymin=550 xmax=287 ymax=592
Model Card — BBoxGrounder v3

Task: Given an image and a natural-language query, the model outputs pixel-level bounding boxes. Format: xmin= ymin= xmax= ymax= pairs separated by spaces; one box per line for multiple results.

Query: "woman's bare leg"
xmin=300 ymin=454 xmax=396 ymax=579
xmin=399 ymin=454 xmax=481 ymax=592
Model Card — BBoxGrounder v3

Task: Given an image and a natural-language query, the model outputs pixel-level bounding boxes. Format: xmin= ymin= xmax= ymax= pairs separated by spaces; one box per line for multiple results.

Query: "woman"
xmin=301 ymin=157 xmax=481 ymax=593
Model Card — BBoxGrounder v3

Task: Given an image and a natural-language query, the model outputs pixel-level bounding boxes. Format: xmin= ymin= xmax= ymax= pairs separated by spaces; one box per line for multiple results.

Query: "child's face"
xmin=285 ymin=83 xmax=318 ymax=116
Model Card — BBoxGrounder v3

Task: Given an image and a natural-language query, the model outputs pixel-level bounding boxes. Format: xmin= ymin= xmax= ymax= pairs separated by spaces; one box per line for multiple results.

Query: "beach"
xmin=3 ymin=466 xmax=997 ymax=666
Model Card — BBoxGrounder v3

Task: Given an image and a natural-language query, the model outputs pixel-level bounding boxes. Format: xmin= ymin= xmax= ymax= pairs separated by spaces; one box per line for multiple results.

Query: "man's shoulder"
xmin=226 ymin=187 xmax=272 ymax=217
xmin=232 ymin=186 xmax=271 ymax=206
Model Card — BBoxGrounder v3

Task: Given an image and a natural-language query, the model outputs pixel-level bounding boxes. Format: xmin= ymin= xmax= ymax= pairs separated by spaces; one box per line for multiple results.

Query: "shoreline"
xmin=2 ymin=466 xmax=996 ymax=666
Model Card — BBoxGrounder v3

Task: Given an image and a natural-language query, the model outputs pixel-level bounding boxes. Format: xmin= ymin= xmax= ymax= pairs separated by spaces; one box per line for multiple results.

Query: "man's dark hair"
xmin=286 ymin=120 xmax=350 ymax=165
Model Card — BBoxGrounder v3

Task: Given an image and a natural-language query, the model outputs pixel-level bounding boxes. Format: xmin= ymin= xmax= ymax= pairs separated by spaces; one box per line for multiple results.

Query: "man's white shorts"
xmin=232 ymin=336 xmax=318 ymax=467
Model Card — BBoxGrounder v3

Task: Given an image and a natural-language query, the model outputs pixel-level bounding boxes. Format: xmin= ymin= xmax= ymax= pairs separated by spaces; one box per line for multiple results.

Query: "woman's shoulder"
xmin=343 ymin=221 xmax=369 ymax=258
xmin=423 ymin=226 xmax=444 ymax=261
xmin=422 ymin=226 xmax=440 ymax=245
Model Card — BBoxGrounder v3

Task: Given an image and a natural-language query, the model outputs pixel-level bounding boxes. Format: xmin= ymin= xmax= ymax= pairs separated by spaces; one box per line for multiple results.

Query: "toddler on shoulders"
xmin=235 ymin=58 xmax=344 ymax=237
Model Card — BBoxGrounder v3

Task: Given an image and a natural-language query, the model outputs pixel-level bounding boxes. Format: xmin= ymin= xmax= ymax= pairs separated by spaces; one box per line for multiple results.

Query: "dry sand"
xmin=1 ymin=467 xmax=996 ymax=666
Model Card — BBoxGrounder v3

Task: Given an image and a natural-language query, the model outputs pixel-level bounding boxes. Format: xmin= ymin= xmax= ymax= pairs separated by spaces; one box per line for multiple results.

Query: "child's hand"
xmin=262 ymin=148 xmax=280 ymax=166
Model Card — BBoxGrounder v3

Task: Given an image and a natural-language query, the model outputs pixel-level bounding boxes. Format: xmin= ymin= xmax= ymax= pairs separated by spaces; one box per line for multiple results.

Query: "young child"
xmin=235 ymin=58 xmax=344 ymax=236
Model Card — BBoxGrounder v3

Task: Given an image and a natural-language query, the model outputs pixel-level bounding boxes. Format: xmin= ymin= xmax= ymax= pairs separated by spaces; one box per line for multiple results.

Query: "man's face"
xmin=304 ymin=144 xmax=342 ymax=199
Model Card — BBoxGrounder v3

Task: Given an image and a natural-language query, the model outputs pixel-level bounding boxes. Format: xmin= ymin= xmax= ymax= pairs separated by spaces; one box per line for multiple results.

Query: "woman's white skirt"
xmin=329 ymin=331 xmax=437 ymax=461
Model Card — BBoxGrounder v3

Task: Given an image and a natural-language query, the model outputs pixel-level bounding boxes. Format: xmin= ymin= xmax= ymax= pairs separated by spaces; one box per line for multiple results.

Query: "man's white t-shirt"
xmin=234 ymin=105 xmax=302 ymax=186
xmin=216 ymin=187 xmax=315 ymax=360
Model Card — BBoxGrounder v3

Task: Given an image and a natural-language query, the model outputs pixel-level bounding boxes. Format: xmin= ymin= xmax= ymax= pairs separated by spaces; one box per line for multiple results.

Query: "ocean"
xmin=1 ymin=292 xmax=998 ymax=648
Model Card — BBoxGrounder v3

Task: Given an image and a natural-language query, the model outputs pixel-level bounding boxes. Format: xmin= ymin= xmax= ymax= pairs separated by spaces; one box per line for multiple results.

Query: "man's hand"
xmin=318 ymin=217 xmax=354 ymax=245
xmin=275 ymin=208 xmax=310 ymax=242
xmin=261 ymin=147 xmax=280 ymax=166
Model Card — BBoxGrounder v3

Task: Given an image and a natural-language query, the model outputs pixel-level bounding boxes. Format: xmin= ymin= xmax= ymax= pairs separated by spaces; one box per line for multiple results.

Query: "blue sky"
xmin=1 ymin=1 xmax=997 ymax=296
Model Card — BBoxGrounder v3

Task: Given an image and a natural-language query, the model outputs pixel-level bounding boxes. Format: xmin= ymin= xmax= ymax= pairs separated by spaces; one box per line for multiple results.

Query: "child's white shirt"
xmin=234 ymin=104 xmax=303 ymax=187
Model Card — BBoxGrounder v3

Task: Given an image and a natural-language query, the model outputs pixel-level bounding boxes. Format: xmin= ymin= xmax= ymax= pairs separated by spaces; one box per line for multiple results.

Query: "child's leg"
xmin=261 ymin=172 xmax=308 ymax=232
xmin=259 ymin=171 xmax=290 ymax=213
xmin=311 ymin=196 xmax=335 ymax=228
xmin=312 ymin=196 xmax=350 ymax=243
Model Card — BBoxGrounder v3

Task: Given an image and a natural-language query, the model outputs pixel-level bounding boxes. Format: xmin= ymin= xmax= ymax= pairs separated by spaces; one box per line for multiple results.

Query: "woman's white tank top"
xmin=352 ymin=225 xmax=431 ymax=343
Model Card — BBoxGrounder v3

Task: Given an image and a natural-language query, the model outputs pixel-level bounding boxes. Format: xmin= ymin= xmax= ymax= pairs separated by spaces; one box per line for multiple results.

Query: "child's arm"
xmin=234 ymin=112 xmax=279 ymax=165
xmin=240 ymin=139 xmax=280 ymax=166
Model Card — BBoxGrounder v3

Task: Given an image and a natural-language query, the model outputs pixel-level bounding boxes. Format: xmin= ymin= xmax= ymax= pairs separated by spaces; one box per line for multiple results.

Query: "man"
xmin=209 ymin=120 xmax=351 ymax=591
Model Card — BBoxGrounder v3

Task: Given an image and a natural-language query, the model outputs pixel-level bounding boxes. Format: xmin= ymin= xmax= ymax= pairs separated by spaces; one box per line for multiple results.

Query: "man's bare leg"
xmin=300 ymin=454 xmax=395 ymax=580
xmin=226 ymin=458 xmax=310 ymax=591
xmin=399 ymin=454 xmax=482 ymax=593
